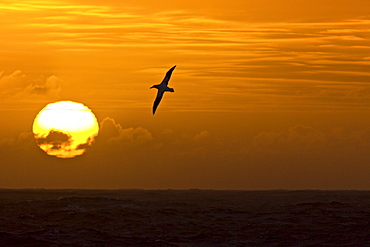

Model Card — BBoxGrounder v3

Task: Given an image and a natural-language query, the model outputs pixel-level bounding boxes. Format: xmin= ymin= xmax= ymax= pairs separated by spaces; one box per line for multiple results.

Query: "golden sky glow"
xmin=0 ymin=0 xmax=370 ymax=189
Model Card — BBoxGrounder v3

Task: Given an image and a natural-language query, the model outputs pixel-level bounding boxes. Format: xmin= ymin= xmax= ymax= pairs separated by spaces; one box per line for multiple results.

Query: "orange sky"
xmin=0 ymin=0 xmax=370 ymax=189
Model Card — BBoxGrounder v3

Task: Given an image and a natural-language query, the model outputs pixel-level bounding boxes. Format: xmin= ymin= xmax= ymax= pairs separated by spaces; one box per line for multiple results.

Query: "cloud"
xmin=0 ymin=71 xmax=62 ymax=100
xmin=24 ymin=75 xmax=62 ymax=97
xmin=98 ymin=117 xmax=153 ymax=146
xmin=95 ymin=118 xmax=218 ymax=161
xmin=0 ymin=70 xmax=26 ymax=95
xmin=0 ymin=131 xmax=34 ymax=146
xmin=35 ymin=130 xmax=71 ymax=150
xmin=0 ymin=137 xmax=16 ymax=147
xmin=1 ymin=0 xmax=370 ymax=113
xmin=0 ymin=131 xmax=35 ymax=155
xmin=252 ymin=125 xmax=370 ymax=154
xmin=193 ymin=131 xmax=210 ymax=141
xmin=253 ymin=125 xmax=327 ymax=152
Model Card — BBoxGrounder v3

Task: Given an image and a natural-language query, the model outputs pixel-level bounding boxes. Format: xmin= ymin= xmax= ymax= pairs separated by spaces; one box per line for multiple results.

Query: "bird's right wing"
xmin=152 ymin=91 xmax=164 ymax=115
xmin=161 ymin=65 xmax=176 ymax=86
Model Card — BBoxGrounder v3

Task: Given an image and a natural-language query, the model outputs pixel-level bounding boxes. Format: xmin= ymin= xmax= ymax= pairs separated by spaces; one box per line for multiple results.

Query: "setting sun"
xmin=33 ymin=101 xmax=99 ymax=158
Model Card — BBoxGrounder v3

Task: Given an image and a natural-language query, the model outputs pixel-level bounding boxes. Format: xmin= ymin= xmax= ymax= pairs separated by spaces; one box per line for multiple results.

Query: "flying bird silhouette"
xmin=150 ymin=65 xmax=176 ymax=115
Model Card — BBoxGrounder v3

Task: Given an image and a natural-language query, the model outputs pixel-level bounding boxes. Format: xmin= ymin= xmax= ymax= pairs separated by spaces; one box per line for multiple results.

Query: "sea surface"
xmin=0 ymin=189 xmax=370 ymax=246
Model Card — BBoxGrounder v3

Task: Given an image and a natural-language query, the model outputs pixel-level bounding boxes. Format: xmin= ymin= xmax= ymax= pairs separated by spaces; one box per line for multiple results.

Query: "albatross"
xmin=150 ymin=65 xmax=176 ymax=115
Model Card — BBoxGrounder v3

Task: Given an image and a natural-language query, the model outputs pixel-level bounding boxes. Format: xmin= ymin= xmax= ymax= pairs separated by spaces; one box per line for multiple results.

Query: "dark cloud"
xmin=76 ymin=137 xmax=94 ymax=150
xmin=35 ymin=130 xmax=72 ymax=150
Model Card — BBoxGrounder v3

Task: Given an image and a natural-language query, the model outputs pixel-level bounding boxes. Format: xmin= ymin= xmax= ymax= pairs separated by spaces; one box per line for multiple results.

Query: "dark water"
xmin=1 ymin=190 xmax=370 ymax=246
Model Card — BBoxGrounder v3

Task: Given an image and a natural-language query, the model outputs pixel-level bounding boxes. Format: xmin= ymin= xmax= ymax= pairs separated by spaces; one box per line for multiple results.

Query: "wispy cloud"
xmin=0 ymin=0 xmax=369 ymax=112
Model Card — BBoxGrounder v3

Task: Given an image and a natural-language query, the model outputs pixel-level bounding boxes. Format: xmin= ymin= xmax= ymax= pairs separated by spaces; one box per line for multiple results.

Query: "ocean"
xmin=0 ymin=189 xmax=370 ymax=246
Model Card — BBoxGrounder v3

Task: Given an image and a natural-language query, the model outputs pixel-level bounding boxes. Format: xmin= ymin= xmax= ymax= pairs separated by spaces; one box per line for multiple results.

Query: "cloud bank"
xmin=0 ymin=71 xmax=62 ymax=100
xmin=98 ymin=117 xmax=153 ymax=146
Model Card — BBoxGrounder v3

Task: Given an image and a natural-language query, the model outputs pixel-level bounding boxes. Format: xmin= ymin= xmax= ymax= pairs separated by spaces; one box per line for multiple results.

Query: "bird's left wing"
xmin=161 ymin=65 xmax=176 ymax=86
